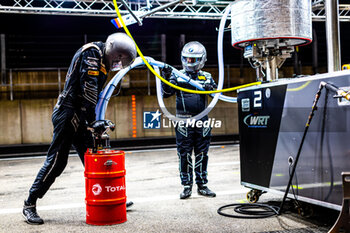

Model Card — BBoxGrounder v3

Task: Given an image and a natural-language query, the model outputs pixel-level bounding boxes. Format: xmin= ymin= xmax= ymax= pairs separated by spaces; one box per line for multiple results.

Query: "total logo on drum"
xmin=92 ymin=184 xmax=102 ymax=195
xmin=92 ymin=183 xmax=126 ymax=196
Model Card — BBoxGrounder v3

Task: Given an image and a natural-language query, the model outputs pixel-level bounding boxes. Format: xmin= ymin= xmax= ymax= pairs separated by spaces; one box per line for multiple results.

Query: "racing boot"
xmin=126 ymin=201 xmax=134 ymax=208
xmin=197 ymin=184 xmax=216 ymax=197
xmin=180 ymin=185 xmax=192 ymax=199
xmin=22 ymin=201 xmax=44 ymax=225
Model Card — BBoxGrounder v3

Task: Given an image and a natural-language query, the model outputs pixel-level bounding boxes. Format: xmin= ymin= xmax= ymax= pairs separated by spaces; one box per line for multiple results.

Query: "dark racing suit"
xmin=29 ymin=42 xmax=108 ymax=199
xmin=162 ymin=70 xmax=217 ymax=186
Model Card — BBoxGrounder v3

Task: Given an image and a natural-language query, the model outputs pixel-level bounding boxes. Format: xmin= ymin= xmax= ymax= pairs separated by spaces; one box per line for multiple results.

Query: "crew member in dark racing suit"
xmin=22 ymin=33 xmax=137 ymax=225
xmin=162 ymin=41 xmax=217 ymax=199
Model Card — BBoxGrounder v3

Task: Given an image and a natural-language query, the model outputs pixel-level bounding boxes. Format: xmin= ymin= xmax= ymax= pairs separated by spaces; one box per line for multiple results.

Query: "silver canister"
xmin=231 ymin=0 xmax=312 ymax=48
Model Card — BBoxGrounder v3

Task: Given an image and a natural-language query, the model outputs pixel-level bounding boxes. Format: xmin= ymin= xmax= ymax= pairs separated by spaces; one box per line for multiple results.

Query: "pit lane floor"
xmin=0 ymin=145 xmax=336 ymax=232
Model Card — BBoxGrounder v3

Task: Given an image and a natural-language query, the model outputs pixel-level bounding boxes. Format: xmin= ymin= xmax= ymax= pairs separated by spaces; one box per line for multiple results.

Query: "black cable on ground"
xmin=217 ymin=203 xmax=280 ymax=219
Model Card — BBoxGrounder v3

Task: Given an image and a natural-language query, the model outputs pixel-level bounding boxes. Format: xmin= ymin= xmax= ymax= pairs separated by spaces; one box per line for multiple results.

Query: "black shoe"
xmin=22 ymin=201 xmax=44 ymax=225
xmin=126 ymin=201 xmax=134 ymax=208
xmin=180 ymin=185 xmax=192 ymax=199
xmin=197 ymin=185 xmax=216 ymax=197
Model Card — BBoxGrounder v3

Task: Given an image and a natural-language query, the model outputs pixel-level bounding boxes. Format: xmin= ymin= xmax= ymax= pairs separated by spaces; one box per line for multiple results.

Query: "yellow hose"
xmin=112 ymin=0 xmax=261 ymax=94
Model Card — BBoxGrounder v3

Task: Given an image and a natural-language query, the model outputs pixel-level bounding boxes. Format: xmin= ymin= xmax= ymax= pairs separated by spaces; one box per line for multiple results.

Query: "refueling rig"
xmin=231 ymin=0 xmax=350 ymax=213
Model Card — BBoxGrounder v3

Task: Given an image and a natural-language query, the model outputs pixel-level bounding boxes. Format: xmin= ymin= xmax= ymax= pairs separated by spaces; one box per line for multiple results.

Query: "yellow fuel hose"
xmin=112 ymin=0 xmax=261 ymax=94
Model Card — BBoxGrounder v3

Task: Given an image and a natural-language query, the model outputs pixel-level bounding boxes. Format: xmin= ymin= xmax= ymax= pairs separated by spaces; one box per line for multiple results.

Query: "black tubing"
xmin=217 ymin=203 xmax=280 ymax=219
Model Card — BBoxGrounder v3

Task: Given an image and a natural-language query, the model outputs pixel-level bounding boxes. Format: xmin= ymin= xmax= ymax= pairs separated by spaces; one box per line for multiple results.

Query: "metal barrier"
xmin=1 ymin=67 xmax=67 ymax=100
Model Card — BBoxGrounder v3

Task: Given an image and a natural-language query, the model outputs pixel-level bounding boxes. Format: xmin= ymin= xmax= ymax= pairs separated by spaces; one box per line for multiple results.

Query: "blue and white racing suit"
xmin=162 ymin=69 xmax=217 ymax=186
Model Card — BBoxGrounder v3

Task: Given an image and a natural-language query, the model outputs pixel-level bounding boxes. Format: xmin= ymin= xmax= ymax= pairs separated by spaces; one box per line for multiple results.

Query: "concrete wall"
xmin=0 ymin=100 xmax=22 ymax=144
xmin=0 ymin=96 xmax=238 ymax=145
xmin=0 ymin=99 xmax=55 ymax=144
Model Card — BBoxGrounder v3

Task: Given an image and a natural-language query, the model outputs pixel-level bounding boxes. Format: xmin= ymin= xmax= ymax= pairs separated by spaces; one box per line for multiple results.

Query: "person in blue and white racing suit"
xmin=161 ymin=41 xmax=217 ymax=199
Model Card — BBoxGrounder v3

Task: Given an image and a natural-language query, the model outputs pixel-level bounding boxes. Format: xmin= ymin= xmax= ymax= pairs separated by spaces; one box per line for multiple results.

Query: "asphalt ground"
xmin=0 ymin=145 xmax=338 ymax=233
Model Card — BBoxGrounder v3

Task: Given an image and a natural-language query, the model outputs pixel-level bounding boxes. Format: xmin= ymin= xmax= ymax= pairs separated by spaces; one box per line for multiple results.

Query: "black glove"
xmin=161 ymin=65 xmax=173 ymax=81
xmin=169 ymin=76 xmax=178 ymax=86
xmin=105 ymin=120 xmax=115 ymax=131
xmin=202 ymin=83 xmax=214 ymax=91
xmin=89 ymin=120 xmax=115 ymax=136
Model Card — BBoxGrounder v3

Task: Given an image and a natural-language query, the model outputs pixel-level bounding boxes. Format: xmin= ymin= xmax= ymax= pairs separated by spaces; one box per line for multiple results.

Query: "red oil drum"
xmin=84 ymin=149 xmax=127 ymax=225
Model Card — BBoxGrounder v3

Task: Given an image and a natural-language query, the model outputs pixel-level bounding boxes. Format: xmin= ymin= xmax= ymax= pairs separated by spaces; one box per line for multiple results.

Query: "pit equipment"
xmin=233 ymin=0 xmax=350 ymax=212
